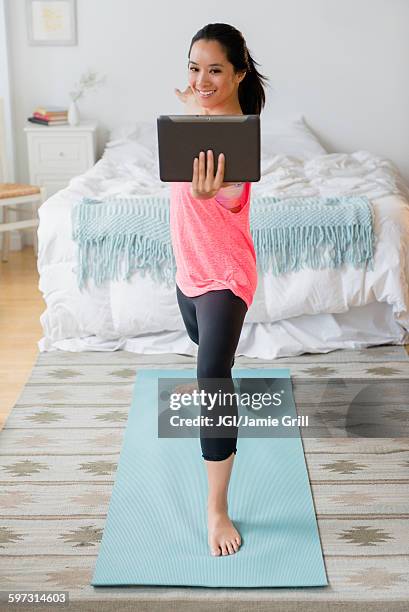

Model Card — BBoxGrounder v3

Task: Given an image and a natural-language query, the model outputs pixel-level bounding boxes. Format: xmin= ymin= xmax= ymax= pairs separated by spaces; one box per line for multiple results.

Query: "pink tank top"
xmin=170 ymin=181 xmax=258 ymax=309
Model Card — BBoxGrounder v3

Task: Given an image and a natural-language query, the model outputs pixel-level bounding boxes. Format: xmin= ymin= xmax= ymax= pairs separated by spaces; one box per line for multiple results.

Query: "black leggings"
xmin=176 ymin=284 xmax=248 ymax=462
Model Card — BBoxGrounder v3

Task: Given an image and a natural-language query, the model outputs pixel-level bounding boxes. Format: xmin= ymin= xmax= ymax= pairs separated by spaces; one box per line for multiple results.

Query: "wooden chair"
xmin=0 ymin=97 xmax=46 ymax=262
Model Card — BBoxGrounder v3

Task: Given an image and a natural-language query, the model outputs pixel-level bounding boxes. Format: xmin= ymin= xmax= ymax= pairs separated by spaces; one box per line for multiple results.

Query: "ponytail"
xmin=238 ymin=47 xmax=269 ymax=115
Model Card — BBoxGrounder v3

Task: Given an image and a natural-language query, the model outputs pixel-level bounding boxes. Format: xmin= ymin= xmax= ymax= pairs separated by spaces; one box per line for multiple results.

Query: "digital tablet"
xmin=157 ymin=114 xmax=260 ymax=182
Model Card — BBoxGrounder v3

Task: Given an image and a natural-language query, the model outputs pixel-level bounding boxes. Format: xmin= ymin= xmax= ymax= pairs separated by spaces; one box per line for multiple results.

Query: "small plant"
xmin=69 ymin=69 xmax=106 ymax=102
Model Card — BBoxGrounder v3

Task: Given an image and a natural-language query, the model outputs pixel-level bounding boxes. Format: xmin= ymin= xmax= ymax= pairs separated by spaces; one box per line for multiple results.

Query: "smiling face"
xmin=188 ymin=39 xmax=246 ymax=114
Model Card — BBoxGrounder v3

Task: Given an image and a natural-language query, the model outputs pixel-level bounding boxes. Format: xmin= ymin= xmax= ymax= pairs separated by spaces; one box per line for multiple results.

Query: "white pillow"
xmin=108 ymin=121 xmax=157 ymax=150
xmin=108 ymin=114 xmax=327 ymax=160
xmin=261 ymin=114 xmax=327 ymax=159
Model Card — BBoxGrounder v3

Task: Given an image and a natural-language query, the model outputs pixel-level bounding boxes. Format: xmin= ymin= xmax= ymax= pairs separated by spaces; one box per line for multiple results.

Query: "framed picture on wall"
xmin=26 ymin=0 xmax=77 ymax=46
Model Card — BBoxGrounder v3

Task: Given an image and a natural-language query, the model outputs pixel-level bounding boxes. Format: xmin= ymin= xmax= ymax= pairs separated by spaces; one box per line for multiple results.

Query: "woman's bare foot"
xmin=172 ymin=381 xmax=199 ymax=395
xmin=208 ymin=507 xmax=241 ymax=556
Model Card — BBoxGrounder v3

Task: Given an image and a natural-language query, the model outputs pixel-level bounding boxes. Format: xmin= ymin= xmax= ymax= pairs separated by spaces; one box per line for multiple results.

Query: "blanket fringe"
xmin=71 ymin=195 xmax=375 ymax=289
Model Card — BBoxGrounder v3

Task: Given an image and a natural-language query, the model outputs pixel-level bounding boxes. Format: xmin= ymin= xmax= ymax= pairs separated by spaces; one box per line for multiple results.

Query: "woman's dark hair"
xmin=188 ymin=23 xmax=269 ymax=115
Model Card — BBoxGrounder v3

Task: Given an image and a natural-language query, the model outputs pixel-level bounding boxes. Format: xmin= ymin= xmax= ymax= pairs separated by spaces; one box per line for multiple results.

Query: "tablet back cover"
xmin=157 ymin=115 xmax=260 ymax=182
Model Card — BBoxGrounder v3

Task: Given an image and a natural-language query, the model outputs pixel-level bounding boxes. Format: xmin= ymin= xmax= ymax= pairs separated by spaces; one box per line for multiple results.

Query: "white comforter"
xmin=37 ymin=138 xmax=409 ymax=356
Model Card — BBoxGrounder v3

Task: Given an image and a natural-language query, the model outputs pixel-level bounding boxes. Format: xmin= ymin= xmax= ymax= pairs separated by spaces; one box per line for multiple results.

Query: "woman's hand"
xmin=174 ymin=84 xmax=202 ymax=115
xmin=191 ymin=150 xmax=225 ymax=199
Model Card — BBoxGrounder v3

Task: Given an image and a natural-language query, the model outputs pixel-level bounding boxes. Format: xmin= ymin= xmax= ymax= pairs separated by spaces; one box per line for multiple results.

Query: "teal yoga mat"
xmin=91 ymin=369 xmax=328 ymax=588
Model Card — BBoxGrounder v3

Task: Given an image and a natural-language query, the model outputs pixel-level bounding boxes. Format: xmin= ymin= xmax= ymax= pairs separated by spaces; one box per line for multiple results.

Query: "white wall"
xmin=7 ymin=0 xmax=409 ymax=187
xmin=0 ymin=0 xmax=15 ymax=182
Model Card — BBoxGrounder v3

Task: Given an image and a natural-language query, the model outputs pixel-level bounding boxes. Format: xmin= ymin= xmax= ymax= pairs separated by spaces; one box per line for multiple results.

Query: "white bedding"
xmin=37 ymin=118 xmax=409 ymax=358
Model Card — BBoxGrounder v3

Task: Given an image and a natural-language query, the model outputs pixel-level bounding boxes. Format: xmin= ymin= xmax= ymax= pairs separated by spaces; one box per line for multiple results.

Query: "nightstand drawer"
xmin=25 ymin=121 xmax=98 ymax=200
xmin=28 ymin=134 xmax=91 ymax=173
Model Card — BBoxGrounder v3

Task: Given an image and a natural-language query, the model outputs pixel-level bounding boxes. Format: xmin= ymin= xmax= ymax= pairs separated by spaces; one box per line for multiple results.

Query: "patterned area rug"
xmin=0 ymin=346 xmax=409 ymax=611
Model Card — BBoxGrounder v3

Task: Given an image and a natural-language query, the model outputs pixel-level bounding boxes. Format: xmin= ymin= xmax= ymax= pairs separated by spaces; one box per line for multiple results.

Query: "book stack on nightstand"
xmin=27 ymin=105 xmax=69 ymax=126
xmin=24 ymin=120 xmax=98 ymax=198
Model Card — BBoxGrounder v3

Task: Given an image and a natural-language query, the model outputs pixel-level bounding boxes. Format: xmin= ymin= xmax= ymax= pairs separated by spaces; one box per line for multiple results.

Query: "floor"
xmin=0 ymin=246 xmax=44 ymax=430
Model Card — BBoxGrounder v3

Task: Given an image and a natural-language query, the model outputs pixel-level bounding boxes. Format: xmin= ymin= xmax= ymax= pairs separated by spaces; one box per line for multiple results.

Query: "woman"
xmin=171 ymin=23 xmax=268 ymax=557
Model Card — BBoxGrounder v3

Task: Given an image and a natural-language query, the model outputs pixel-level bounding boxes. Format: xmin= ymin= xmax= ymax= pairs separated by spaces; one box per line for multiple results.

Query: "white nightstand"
xmin=24 ymin=120 xmax=98 ymax=198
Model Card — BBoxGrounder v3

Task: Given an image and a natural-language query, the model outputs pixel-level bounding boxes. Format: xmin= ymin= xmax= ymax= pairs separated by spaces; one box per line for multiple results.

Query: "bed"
xmin=37 ymin=114 xmax=409 ymax=358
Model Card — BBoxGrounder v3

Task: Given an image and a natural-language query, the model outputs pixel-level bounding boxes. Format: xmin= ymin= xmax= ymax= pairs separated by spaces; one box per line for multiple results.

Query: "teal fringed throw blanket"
xmin=71 ymin=195 xmax=375 ymax=289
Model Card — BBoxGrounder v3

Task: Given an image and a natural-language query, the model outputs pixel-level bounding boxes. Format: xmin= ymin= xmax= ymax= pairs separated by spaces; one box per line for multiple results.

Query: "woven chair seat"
xmin=0 ymin=183 xmax=41 ymax=200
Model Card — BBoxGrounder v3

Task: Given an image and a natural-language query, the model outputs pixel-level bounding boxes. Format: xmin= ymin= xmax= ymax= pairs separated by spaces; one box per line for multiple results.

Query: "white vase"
xmin=68 ymin=100 xmax=80 ymax=126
